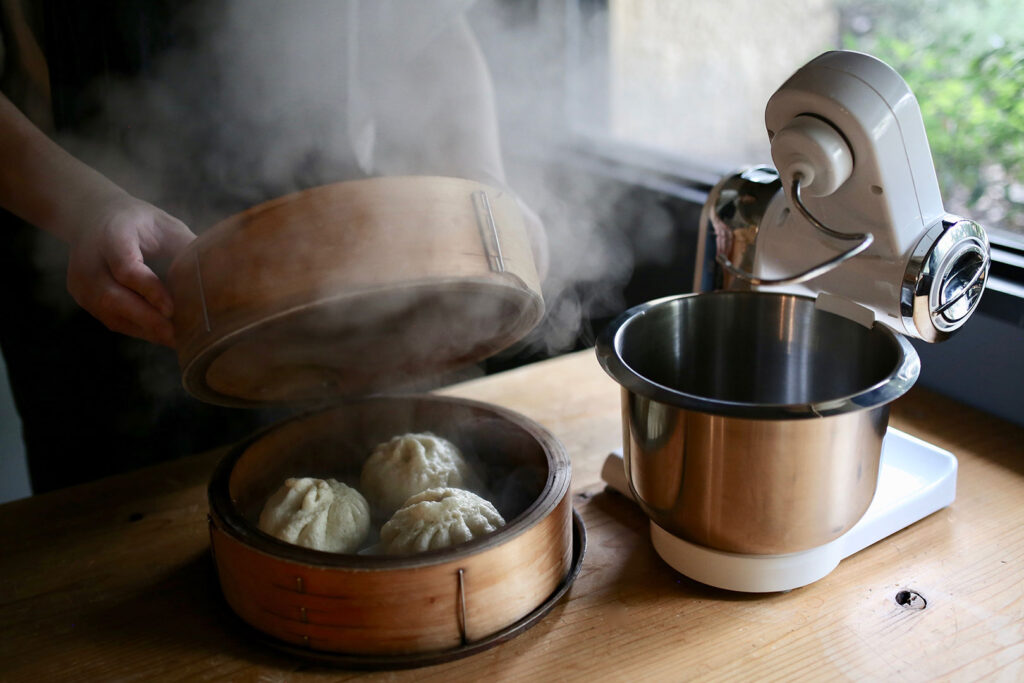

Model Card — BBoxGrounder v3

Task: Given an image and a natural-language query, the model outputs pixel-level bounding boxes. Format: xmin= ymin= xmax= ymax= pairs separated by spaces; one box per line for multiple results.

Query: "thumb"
xmin=151 ymin=211 xmax=197 ymax=261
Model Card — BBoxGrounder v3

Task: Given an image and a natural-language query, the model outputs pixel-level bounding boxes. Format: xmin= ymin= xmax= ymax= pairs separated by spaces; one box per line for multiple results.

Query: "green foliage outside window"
xmin=841 ymin=0 xmax=1024 ymax=236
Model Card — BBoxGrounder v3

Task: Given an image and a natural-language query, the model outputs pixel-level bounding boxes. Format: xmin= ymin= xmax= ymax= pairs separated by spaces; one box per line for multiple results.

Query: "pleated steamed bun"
xmin=379 ymin=487 xmax=506 ymax=555
xmin=360 ymin=432 xmax=478 ymax=517
xmin=258 ymin=477 xmax=370 ymax=553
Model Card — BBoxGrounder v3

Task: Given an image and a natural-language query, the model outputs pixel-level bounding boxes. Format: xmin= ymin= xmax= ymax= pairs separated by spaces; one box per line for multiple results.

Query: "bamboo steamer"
xmin=208 ymin=395 xmax=578 ymax=663
xmin=167 ymin=176 xmax=582 ymax=665
xmin=167 ymin=176 xmax=544 ymax=406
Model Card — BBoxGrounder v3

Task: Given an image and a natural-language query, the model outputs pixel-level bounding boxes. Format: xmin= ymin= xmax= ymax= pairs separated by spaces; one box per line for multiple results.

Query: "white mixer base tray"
xmin=604 ymin=428 xmax=957 ymax=593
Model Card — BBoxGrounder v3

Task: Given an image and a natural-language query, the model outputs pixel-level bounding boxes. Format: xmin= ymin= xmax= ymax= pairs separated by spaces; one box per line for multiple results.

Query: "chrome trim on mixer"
xmin=901 ymin=215 xmax=990 ymax=342
xmin=596 ymin=291 xmax=920 ymax=420
xmin=934 ymin=255 xmax=987 ymax=315
xmin=696 ymin=166 xmax=780 ymax=292
xmin=713 ymin=175 xmax=874 ymax=287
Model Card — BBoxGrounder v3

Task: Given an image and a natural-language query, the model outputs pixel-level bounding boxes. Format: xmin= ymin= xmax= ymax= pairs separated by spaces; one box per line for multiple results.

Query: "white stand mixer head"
xmin=710 ymin=50 xmax=990 ymax=342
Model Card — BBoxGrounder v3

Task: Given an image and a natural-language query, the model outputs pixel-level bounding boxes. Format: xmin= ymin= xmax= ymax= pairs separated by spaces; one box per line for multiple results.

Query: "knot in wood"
xmin=894 ymin=589 xmax=927 ymax=610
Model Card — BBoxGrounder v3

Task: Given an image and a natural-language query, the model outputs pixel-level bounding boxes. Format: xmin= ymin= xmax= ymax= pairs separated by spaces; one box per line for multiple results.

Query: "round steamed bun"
xmin=378 ymin=487 xmax=505 ymax=555
xmin=360 ymin=432 xmax=477 ymax=516
xmin=258 ymin=477 xmax=370 ymax=553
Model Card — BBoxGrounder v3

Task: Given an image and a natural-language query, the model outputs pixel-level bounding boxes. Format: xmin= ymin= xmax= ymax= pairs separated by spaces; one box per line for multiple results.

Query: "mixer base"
xmin=647 ymin=428 xmax=957 ymax=592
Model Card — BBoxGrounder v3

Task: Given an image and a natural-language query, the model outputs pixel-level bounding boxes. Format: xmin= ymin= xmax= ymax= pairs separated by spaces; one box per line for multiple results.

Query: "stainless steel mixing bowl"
xmin=596 ymin=291 xmax=920 ymax=554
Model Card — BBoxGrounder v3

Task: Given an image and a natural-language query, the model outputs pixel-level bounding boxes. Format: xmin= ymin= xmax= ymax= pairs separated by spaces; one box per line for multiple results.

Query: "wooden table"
xmin=2 ymin=349 xmax=1023 ymax=681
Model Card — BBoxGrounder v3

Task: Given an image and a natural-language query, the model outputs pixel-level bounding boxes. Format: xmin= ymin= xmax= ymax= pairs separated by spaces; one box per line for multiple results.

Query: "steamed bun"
xmin=360 ymin=432 xmax=478 ymax=516
xmin=378 ymin=487 xmax=505 ymax=555
xmin=258 ymin=477 xmax=370 ymax=553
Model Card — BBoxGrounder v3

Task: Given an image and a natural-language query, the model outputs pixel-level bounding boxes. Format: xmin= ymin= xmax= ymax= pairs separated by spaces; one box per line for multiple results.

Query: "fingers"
xmin=63 ymin=193 xmax=193 ymax=347
xmin=69 ymin=272 xmax=177 ymax=347
xmin=106 ymin=306 xmax=177 ymax=348
xmin=104 ymin=239 xmax=175 ymax=318
xmin=98 ymin=202 xmax=194 ymax=327
xmin=70 ymin=222 xmax=182 ymax=347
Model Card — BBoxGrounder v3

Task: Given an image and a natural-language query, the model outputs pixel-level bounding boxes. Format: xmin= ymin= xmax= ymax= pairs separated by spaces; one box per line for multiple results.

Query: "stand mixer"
xmin=598 ymin=51 xmax=991 ymax=592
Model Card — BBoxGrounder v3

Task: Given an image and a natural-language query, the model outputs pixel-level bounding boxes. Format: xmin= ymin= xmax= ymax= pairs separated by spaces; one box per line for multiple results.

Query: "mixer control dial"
xmin=902 ymin=216 xmax=990 ymax=342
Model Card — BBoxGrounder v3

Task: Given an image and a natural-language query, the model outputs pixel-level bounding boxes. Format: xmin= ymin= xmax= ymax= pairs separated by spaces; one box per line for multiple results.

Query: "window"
xmin=842 ymin=0 xmax=1024 ymax=243
xmin=565 ymin=0 xmax=1024 ymax=244
xmin=472 ymin=0 xmax=1024 ymax=426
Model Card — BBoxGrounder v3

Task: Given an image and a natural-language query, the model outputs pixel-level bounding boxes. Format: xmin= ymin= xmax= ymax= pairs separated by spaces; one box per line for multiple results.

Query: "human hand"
xmin=66 ymin=193 xmax=195 ymax=347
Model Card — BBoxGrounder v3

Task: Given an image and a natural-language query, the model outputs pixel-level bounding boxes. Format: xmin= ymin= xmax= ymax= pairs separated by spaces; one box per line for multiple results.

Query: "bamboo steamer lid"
xmin=167 ymin=176 xmax=543 ymax=406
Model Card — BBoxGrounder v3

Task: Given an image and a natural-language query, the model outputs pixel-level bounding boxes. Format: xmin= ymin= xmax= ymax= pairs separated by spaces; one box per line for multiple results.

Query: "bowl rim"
xmin=595 ymin=290 xmax=920 ymax=419
xmin=208 ymin=393 xmax=571 ymax=568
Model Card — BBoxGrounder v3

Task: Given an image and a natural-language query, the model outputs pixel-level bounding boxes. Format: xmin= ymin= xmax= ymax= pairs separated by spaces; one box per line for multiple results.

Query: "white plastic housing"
xmin=771 ymin=114 xmax=853 ymax=197
xmin=755 ymin=51 xmax=946 ymax=336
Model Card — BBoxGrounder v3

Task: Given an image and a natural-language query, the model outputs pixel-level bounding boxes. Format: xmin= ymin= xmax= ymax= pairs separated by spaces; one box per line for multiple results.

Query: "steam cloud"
xmin=55 ymin=0 xmax=668 ymax=367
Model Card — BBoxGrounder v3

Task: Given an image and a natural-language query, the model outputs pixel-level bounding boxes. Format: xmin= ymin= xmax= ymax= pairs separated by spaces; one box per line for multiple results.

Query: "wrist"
xmin=49 ymin=178 xmax=132 ymax=245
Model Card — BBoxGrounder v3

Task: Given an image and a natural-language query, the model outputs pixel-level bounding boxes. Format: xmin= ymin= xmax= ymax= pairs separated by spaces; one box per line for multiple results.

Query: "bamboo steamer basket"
xmin=167 ymin=175 xmax=544 ymax=406
xmin=208 ymin=395 xmax=579 ymax=664
xmin=166 ymin=176 xmax=583 ymax=666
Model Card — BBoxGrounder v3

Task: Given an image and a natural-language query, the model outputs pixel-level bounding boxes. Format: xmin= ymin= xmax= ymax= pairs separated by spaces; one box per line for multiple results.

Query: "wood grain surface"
xmin=1 ymin=349 xmax=1023 ymax=681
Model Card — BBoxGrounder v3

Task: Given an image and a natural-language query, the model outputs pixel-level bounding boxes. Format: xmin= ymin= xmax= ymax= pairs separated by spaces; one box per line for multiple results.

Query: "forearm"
xmin=0 ymin=92 xmax=127 ymax=242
